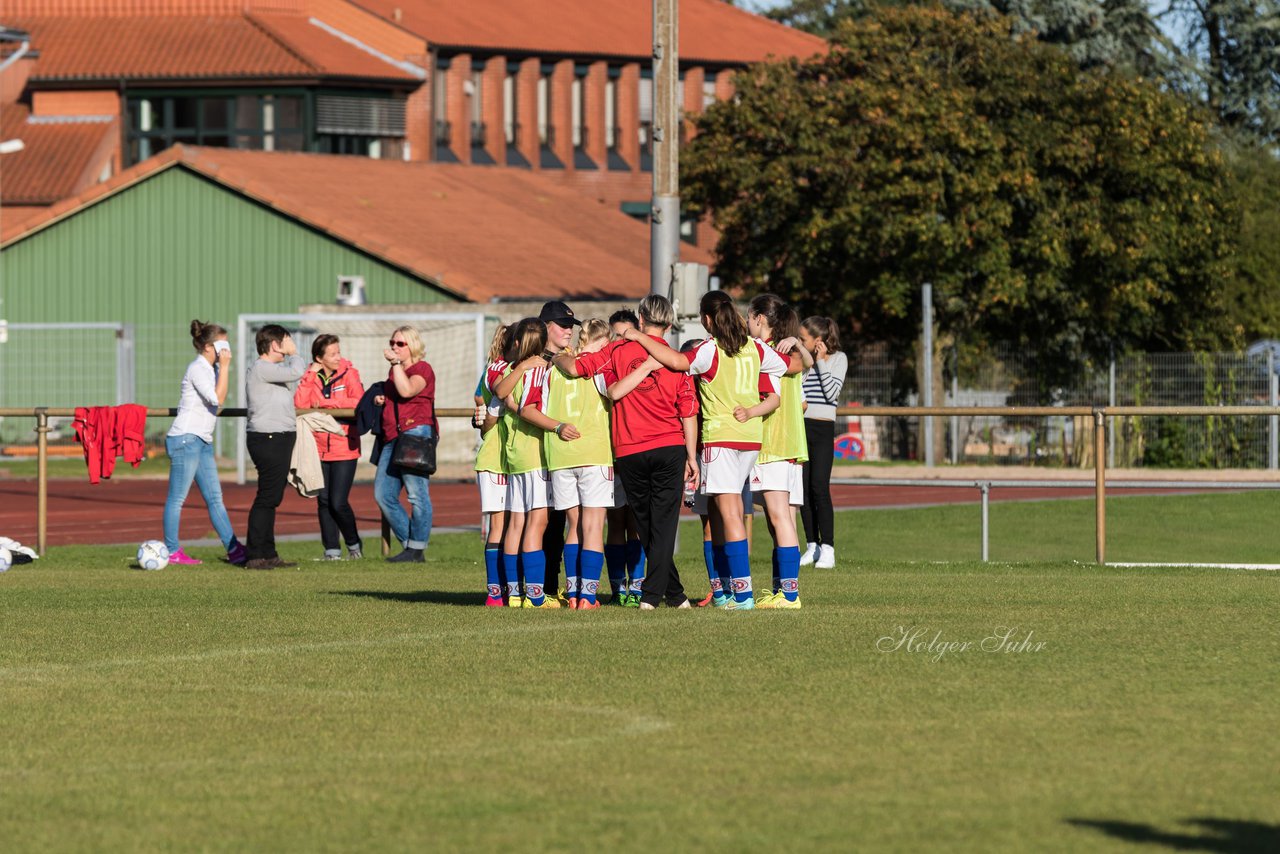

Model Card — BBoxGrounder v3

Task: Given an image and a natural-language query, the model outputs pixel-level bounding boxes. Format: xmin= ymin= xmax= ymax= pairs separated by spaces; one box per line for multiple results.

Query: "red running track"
xmin=0 ymin=476 xmax=1186 ymax=548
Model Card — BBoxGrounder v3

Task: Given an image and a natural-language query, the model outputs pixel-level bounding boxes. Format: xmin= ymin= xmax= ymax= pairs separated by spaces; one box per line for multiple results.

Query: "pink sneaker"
xmin=484 ymin=595 xmax=505 ymax=607
xmin=168 ymin=548 xmax=203 ymax=566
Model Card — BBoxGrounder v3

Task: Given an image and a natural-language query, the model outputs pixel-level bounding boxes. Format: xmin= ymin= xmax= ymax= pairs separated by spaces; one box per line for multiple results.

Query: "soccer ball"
xmin=0 ymin=547 xmax=10 ymax=573
xmin=137 ymin=540 xmax=170 ymax=571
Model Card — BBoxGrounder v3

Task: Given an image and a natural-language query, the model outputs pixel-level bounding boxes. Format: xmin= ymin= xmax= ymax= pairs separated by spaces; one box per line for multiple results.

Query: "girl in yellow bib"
xmin=492 ymin=319 xmax=562 ymax=608
xmin=626 ymin=290 xmax=789 ymax=610
xmin=474 ymin=324 xmax=511 ymax=606
xmin=747 ymin=294 xmax=813 ymax=609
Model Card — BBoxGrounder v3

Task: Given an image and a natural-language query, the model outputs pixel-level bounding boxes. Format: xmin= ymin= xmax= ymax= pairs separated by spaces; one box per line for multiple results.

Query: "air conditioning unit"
xmin=671 ymin=262 xmax=709 ymax=319
xmin=337 ymin=275 xmax=366 ymax=306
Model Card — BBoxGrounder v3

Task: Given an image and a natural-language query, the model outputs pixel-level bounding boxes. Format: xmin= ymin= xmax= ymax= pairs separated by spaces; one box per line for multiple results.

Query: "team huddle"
xmin=473 ymin=291 xmax=841 ymax=611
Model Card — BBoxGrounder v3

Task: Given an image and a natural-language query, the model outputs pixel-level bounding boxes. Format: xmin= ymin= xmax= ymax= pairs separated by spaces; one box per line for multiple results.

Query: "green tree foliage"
xmin=1219 ymin=145 xmax=1280 ymax=340
xmin=684 ymin=7 xmax=1239 ymax=390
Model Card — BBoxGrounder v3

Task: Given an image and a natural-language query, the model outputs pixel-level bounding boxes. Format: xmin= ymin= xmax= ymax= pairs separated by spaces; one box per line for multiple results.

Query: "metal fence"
xmin=839 ymin=346 xmax=1280 ymax=469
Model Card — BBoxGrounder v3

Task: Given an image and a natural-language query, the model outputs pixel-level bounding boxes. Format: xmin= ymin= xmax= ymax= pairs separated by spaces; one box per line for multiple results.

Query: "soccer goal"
xmin=234 ymin=311 xmax=500 ymax=483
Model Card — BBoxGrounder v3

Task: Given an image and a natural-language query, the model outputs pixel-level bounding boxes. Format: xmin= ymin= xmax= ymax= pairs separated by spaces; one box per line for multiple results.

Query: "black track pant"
xmin=800 ymin=419 xmax=836 ymax=547
xmin=615 ymin=445 xmax=687 ymax=607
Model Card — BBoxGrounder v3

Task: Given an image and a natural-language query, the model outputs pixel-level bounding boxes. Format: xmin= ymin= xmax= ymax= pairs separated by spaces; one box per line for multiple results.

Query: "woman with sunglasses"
xmin=375 ymin=326 xmax=437 ymax=563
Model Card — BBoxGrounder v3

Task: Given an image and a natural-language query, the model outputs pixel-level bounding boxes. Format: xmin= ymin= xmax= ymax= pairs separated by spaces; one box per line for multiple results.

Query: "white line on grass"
xmin=1109 ymin=562 xmax=1280 ymax=571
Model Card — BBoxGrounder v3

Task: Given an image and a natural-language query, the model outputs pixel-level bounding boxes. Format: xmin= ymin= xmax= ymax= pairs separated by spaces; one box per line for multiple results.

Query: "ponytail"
xmin=190 ymin=319 xmax=227 ymax=352
xmin=699 ymin=291 xmax=748 ymax=355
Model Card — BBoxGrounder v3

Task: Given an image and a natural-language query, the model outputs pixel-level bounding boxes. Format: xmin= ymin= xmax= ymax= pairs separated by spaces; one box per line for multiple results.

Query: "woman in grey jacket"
xmin=244 ymin=324 xmax=306 ymax=570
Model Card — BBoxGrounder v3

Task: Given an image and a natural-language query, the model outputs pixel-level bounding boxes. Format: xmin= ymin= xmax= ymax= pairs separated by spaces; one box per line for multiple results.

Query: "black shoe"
xmin=387 ymin=548 xmax=425 ymax=563
xmin=245 ymin=558 xmax=276 ymax=571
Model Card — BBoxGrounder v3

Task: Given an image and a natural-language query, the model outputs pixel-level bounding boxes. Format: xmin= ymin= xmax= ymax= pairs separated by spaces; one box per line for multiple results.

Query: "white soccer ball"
xmin=137 ymin=540 xmax=170 ymax=571
xmin=0 ymin=547 xmax=10 ymax=573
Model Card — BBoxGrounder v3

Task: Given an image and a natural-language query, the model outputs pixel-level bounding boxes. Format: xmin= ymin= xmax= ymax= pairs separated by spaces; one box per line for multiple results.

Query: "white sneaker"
xmin=675 ymin=599 xmax=692 ymax=609
xmin=799 ymin=542 xmax=818 ymax=566
xmin=815 ymin=545 xmax=835 ymax=569
xmin=639 ymin=602 xmax=657 ymax=611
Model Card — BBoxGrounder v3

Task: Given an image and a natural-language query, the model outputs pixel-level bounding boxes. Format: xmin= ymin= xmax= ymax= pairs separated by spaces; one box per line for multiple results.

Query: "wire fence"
xmin=839 ymin=345 xmax=1280 ymax=468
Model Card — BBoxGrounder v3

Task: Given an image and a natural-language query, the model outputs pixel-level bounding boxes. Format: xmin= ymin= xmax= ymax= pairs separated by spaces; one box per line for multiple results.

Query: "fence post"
xmin=1094 ymin=408 xmax=1106 ymax=565
xmin=979 ymin=481 xmax=990 ymax=562
xmin=35 ymin=407 xmax=48 ymax=556
xmin=922 ymin=283 xmax=934 ymax=468
xmin=1270 ymin=348 xmax=1277 ymax=471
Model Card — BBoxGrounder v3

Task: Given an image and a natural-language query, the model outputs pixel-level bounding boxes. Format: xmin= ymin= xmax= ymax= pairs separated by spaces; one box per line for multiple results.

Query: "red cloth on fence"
xmin=73 ymin=404 xmax=148 ymax=483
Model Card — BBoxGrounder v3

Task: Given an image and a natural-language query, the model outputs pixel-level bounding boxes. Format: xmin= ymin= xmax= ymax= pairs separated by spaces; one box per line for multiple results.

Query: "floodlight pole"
xmin=651 ymin=0 xmax=680 ymax=300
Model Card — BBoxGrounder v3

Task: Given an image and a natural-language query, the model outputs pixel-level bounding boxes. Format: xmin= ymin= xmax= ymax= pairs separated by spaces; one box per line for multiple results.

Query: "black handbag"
xmin=390 ymin=398 xmax=438 ymax=476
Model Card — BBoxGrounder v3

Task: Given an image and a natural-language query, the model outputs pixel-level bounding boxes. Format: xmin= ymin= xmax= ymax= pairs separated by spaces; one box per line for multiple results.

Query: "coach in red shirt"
xmin=555 ymin=294 xmax=699 ymax=609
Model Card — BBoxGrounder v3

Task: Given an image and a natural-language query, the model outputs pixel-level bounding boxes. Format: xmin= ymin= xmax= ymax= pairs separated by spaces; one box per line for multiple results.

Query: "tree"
xmin=683 ymin=6 xmax=1239 ymax=394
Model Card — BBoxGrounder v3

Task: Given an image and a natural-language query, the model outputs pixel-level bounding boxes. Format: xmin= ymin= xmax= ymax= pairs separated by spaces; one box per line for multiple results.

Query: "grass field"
xmin=2 ymin=494 xmax=1277 ymax=852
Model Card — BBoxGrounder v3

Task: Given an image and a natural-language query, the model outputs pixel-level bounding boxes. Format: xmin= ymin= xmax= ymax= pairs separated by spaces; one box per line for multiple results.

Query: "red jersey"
xmin=382 ymin=360 xmax=437 ymax=440
xmin=575 ymin=337 xmax=698 ymax=459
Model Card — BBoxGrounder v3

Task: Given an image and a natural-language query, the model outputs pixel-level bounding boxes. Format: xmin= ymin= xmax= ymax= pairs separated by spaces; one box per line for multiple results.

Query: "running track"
xmin=0 ymin=476 xmax=1186 ymax=548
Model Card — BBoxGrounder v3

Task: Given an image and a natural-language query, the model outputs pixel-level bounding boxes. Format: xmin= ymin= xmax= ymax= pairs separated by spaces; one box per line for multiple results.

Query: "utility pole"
xmin=651 ymin=0 xmax=680 ymax=297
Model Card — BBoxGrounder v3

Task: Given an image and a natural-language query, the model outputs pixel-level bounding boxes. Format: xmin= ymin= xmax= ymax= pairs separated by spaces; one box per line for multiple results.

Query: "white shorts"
xmin=551 ymin=466 xmax=616 ymax=510
xmin=506 ymin=470 xmax=550 ymax=513
xmin=691 ymin=479 xmax=755 ymax=516
xmin=701 ymin=447 xmax=759 ymax=495
xmin=476 ymin=471 xmax=508 ymax=514
xmin=751 ymin=460 xmax=803 ymax=506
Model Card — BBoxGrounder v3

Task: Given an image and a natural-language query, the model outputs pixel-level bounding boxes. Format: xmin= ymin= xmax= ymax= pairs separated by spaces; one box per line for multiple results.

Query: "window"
xmin=638 ymin=70 xmax=653 ymax=172
xmin=124 ymin=93 xmax=305 ymax=165
xmin=433 ymin=57 xmax=456 ymax=162
xmin=504 ymin=61 xmax=528 ymax=168
xmin=538 ymin=62 xmax=562 ymax=168
xmin=702 ymin=72 xmax=718 ymax=109
xmin=572 ymin=64 xmax=596 ymax=170
xmin=469 ymin=61 xmax=493 ymax=165
xmin=606 ymin=67 xmax=628 ymax=171
xmin=314 ymin=95 xmax=406 ymax=159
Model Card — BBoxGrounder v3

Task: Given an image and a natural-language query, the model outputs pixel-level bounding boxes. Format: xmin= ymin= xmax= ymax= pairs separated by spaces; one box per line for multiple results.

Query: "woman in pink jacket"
xmin=293 ymin=334 xmax=365 ymax=560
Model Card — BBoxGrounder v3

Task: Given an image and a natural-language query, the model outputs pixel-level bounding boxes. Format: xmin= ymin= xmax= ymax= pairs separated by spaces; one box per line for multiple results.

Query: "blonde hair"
xmin=637 ymin=294 xmax=675 ymax=330
xmin=576 ymin=318 xmax=610 ymax=353
xmin=487 ymin=324 xmax=510 ymax=364
xmin=393 ymin=325 xmax=425 ymax=361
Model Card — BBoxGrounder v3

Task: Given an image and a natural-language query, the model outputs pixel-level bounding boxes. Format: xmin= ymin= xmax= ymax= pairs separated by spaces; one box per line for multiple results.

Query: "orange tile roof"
xmin=2 ymin=145 xmax=714 ymax=302
xmin=353 ymin=0 xmax=825 ymax=65
xmin=0 ymin=104 xmax=117 ymax=205
xmin=6 ymin=12 xmax=421 ymax=83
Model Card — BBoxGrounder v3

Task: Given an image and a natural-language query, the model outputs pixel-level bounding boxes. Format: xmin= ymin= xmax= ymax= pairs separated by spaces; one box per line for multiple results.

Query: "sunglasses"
xmin=389 ymin=340 xmax=408 ymax=348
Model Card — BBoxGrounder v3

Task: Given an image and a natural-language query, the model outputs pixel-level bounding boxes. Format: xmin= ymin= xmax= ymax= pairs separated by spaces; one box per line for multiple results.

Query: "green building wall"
xmin=0 ymin=166 xmax=455 ymax=441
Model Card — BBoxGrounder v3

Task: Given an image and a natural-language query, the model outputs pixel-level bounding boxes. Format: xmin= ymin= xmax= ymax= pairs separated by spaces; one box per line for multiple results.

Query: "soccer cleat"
xmin=316 ymin=553 xmax=343 ymax=561
xmin=484 ymin=595 xmax=505 ymax=607
xmin=507 ymin=596 xmax=523 ymax=608
xmin=611 ymin=592 xmax=629 ymax=606
xmin=522 ymin=597 xmax=561 ymax=609
xmin=576 ymin=599 xmax=601 ymax=611
xmin=755 ymin=590 xmax=782 ymax=607
xmin=557 ymin=592 xmax=572 ymax=609
xmin=759 ymin=595 xmax=802 ymax=610
xmin=723 ymin=597 xmax=756 ymax=611
xmin=622 ymin=593 xmax=641 ymax=608
xmin=387 ymin=548 xmax=425 ymax=563
xmin=711 ymin=594 xmax=733 ymax=608
xmin=815 ymin=545 xmax=835 ymax=569
xmin=674 ymin=599 xmax=692 ymax=609
xmin=168 ymin=548 xmax=202 ymax=566
xmin=799 ymin=542 xmax=818 ymax=566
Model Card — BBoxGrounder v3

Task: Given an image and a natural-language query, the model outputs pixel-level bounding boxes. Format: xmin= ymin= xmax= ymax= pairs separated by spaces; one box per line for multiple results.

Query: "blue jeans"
xmin=374 ymin=425 xmax=434 ymax=549
xmin=164 ymin=433 xmax=235 ymax=553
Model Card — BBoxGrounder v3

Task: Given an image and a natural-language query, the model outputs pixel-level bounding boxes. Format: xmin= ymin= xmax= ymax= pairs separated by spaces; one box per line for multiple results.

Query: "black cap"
xmin=538 ymin=300 xmax=581 ymax=327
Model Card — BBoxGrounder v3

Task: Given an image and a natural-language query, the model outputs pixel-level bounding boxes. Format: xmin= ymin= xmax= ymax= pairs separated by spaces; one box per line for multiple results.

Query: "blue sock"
xmin=725 ymin=539 xmax=752 ymax=602
xmin=604 ymin=544 xmax=627 ymax=595
xmin=778 ymin=545 xmax=801 ymax=602
xmin=502 ymin=552 xmax=521 ymax=601
xmin=771 ymin=547 xmax=781 ymax=594
xmin=626 ymin=539 xmax=646 ymax=593
xmin=579 ymin=549 xmax=604 ymax=605
xmin=485 ymin=546 xmax=501 ymax=599
xmin=522 ymin=550 xmax=547 ymax=605
xmin=713 ymin=544 xmax=732 ymax=599
xmin=563 ymin=542 xmax=581 ymax=599
xmin=703 ymin=539 xmax=722 ymax=595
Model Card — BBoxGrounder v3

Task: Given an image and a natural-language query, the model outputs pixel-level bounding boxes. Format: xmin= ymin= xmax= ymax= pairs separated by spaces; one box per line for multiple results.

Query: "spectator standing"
xmin=798 ymin=317 xmax=848 ymax=569
xmin=244 ymin=324 xmax=305 ymax=570
xmin=376 ymin=325 xmax=437 ymax=563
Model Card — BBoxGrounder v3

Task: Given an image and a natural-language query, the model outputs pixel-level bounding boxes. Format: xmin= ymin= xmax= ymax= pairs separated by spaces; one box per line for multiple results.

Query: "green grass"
xmin=1 ymin=495 xmax=1277 ymax=852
